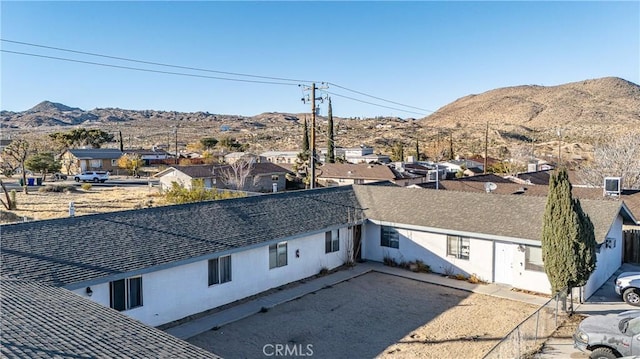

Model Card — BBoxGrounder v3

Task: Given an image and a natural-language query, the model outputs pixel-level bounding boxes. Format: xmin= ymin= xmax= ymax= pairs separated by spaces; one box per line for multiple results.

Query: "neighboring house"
xmin=1 ymin=184 xmax=635 ymax=349
xmin=440 ymin=158 xmax=485 ymax=176
xmin=60 ymin=148 xmax=124 ymax=174
xmin=0 ymin=278 xmax=221 ymax=358
xmin=124 ymin=147 xmax=172 ymax=165
xmin=261 ymin=150 xmax=300 ymax=164
xmin=355 ymin=185 xmax=636 ymax=299
xmin=155 ymin=162 xmax=290 ymax=193
xmin=318 ymin=163 xmax=396 ymax=186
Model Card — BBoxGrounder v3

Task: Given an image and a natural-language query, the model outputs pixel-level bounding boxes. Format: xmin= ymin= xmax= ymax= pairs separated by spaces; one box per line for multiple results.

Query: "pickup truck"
xmin=74 ymin=171 xmax=109 ymax=183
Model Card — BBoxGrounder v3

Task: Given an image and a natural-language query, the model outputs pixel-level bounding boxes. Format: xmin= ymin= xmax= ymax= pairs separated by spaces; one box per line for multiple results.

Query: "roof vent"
xmin=484 ymin=182 xmax=497 ymax=193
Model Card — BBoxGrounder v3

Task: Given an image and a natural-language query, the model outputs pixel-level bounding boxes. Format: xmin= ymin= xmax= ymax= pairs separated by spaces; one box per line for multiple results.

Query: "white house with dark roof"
xmin=1 ymin=183 xmax=636 ymax=348
xmin=60 ymin=148 xmax=124 ymax=174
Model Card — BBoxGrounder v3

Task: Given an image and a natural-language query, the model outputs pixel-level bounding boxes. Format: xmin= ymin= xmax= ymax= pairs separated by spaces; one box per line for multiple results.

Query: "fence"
xmin=483 ymin=289 xmax=568 ymax=359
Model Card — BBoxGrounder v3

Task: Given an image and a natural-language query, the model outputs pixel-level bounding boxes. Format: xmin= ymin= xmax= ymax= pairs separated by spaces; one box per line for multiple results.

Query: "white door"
xmin=494 ymin=242 xmax=515 ymax=285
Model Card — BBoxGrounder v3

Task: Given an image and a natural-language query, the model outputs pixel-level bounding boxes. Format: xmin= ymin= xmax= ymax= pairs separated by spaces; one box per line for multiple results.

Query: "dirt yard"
xmin=0 ymin=177 xmax=165 ymax=223
xmin=187 ymin=272 xmax=538 ymax=359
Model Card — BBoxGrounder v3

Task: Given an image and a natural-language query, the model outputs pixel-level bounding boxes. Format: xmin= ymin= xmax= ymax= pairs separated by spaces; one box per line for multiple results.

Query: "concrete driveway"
xmin=535 ymin=263 xmax=640 ymax=358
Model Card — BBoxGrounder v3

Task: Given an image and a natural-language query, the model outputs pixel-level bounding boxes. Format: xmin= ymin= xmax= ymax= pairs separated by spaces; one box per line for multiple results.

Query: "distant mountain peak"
xmin=28 ymin=101 xmax=81 ymax=113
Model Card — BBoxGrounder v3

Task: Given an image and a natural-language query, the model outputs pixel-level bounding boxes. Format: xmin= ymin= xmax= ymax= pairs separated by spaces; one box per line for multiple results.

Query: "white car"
xmin=73 ymin=171 xmax=109 ymax=183
xmin=616 ymin=272 xmax=640 ymax=306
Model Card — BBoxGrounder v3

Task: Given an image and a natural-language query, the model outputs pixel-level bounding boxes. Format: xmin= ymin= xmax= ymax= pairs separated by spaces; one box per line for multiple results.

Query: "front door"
xmin=494 ymin=242 xmax=515 ymax=285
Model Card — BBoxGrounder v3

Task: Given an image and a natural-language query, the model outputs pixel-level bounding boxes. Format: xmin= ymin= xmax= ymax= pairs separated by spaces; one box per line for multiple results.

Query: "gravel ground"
xmin=188 ymin=272 xmax=538 ymax=359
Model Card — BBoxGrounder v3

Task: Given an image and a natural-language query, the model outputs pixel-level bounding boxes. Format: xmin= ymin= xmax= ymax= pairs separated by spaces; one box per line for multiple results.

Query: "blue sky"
xmin=1 ymin=1 xmax=638 ymax=118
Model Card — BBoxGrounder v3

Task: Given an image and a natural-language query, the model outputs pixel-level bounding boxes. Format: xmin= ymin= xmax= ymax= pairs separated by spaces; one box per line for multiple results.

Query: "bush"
xmin=39 ymin=185 xmax=74 ymax=193
xmin=318 ymin=267 xmax=329 ymax=276
xmin=81 ymin=183 xmax=92 ymax=191
xmin=467 ymin=273 xmax=487 ymax=284
xmin=411 ymin=260 xmax=431 ymax=273
xmin=383 ymin=256 xmax=398 ymax=267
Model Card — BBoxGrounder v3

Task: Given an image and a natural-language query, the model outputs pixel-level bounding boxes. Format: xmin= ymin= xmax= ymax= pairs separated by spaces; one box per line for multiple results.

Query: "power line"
xmin=0 ymin=50 xmax=300 ymax=86
xmin=2 ymin=39 xmax=433 ymax=115
xmin=1 ymin=39 xmax=317 ymax=84
xmin=327 ymin=82 xmax=435 ymax=113
xmin=324 ymin=91 xmax=428 ymax=117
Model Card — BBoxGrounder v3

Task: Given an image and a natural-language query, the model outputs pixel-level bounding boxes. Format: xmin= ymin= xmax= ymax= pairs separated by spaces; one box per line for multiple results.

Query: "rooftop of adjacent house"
xmin=1 ymin=185 xmax=360 ymax=288
xmin=319 ymin=163 xmax=396 ymax=180
xmin=67 ymin=148 xmax=123 ymax=159
xmin=124 ymin=148 xmax=170 ymax=156
xmin=352 ymin=185 xmax=635 ymax=243
xmin=0 ymin=278 xmax=221 ymax=359
xmin=156 ymin=162 xmax=292 ymax=179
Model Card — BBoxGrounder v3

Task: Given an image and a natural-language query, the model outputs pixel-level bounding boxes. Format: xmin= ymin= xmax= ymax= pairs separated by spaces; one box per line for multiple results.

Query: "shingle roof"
xmin=353 ymin=185 xmax=627 ymax=243
xmin=67 ymin=148 xmax=123 ymax=159
xmin=0 ymin=278 xmax=221 ymax=359
xmin=163 ymin=163 xmax=292 ymax=179
xmin=1 ymin=186 xmax=360 ymax=287
xmin=318 ymin=163 xmax=396 ymax=180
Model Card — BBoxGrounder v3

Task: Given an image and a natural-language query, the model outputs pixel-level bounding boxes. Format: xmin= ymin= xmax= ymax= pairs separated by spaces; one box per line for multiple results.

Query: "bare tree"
xmin=219 ymin=159 xmax=253 ymax=191
xmin=579 ymin=134 xmax=640 ymax=189
xmin=2 ymin=139 xmax=31 ymax=194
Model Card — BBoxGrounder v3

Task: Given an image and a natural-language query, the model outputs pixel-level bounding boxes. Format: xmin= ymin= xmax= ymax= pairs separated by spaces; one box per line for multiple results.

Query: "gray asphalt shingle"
xmin=0 ymin=278 xmax=221 ymax=359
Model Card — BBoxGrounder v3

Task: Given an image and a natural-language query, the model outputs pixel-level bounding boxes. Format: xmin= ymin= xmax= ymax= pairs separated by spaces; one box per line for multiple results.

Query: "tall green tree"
xmin=302 ymin=118 xmax=309 ymax=153
xmin=391 ymin=142 xmax=404 ymax=162
xmin=200 ymin=137 xmax=219 ymax=150
xmin=2 ymin=139 xmax=31 ymax=194
xmin=25 ymin=152 xmax=62 ymax=181
xmin=541 ymin=168 xmax=597 ymax=295
xmin=326 ymin=98 xmax=335 ymax=163
xmin=414 ymin=138 xmax=420 ymax=161
xmin=49 ymin=128 xmax=114 ymax=149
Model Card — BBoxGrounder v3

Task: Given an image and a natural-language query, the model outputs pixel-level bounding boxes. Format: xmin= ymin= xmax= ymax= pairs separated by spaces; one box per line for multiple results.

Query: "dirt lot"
xmin=187 ymin=272 xmax=538 ymax=359
xmin=0 ymin=177 xmax=165 ymax=223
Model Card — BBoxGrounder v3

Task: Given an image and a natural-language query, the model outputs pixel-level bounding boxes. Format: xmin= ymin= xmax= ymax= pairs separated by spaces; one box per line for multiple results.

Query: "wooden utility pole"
xmin=484 ymin=122 xmax=489 ymax=174
xmin=310 ymin=83 xmax=316 ymax=189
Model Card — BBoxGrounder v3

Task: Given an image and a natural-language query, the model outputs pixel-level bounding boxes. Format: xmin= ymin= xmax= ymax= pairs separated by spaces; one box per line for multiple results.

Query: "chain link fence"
xmin=483 ymin=289 xmax=569 ymax=358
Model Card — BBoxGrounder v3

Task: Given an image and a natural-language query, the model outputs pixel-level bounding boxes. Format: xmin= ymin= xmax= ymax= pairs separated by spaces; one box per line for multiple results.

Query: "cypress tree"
xmin=326 ymin=98 xmax=335 ymax=163
xmin=302 ymin=118 xmax=309 ymax=153
xmin=415 ymin=138 xmax=420 ymax=160
xmin=541 ymin=168 xmax=597 ymax=295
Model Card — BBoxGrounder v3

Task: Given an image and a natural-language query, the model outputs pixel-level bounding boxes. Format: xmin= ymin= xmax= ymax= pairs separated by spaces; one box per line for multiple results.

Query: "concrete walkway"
xmin=165 ymin=261 xmax=551 ymax=340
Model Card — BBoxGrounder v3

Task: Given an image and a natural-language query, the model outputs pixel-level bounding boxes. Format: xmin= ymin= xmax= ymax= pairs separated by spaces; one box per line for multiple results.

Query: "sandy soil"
xmin=188 ymin=272 xmax=538 ymax=359
xmin=0 ymin=178 xmax=165 ymax=223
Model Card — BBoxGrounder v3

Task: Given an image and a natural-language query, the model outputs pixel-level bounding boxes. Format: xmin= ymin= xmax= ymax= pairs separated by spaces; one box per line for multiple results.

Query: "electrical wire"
xmin=1 ymin=39 xmax=317 ymax=84
xmin=0 ymin=50 xmax=300 ymax=86
xmin=2 ymin=39 xmax=433 ymax=116
xmin=327 ymin=82 xmax=435 ymax=113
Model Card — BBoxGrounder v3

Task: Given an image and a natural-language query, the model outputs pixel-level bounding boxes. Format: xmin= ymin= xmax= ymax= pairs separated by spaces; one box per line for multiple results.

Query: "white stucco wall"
xmin=582 ymin=214 xmax=624 ymax=299
xmin=72 ymin=228 xmax=350 ymax=327
xmin=361 ymin=222 xmax=494 ymax=283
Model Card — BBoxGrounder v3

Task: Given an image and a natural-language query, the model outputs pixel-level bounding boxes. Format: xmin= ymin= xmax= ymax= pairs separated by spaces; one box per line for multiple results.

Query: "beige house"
xmin=60 ymin=148 xmax=123 ymax=174
xmin=317 ymin=163 xmax=424 ymax=187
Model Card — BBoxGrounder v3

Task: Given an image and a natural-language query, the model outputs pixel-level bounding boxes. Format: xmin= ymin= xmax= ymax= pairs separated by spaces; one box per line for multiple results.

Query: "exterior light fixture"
xmin=86 ymin=287 xmax=93 ymax=297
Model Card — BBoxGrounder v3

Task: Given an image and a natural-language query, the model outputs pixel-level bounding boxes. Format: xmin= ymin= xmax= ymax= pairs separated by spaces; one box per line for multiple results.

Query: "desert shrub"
xmin=468 ymin=273 xmax=487 ymax=284
xmin=39 ymin=184 xmax=74 ymax=193
xmin=318 ymin=267 xmax=329 ymax=276
xmin=412 ymin=260 xmax=431 ymax=273
xmin=455 ymin=273 xmax=467 ymax=281
xmin=443 ymin=265 xmax=455 ymax=277
xmin=81 ymin=183 xmax=92 ymax=191
xmin=383 ymin=256 xmax=398 ymax=267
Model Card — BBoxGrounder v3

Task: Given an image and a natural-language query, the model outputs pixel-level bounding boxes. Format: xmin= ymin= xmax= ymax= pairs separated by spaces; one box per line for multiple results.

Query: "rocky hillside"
xmin=1 ymin=77 xmax=638 ymax=162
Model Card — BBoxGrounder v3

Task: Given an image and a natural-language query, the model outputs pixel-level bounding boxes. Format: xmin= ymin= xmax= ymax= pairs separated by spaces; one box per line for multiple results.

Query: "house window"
xmin=271 ymin=175 xmax=279 ymax=181
xmin=447 ymin=236 xmax=470 ymax=260
xmin=381 ymin=226 xmax=399 ymax=249
xmin=269 ymin=242 xmax=288 ymax=269
xmin=111 ymin=159 xmax=118 ymax=166
xmin=325 ymin=229 xmax=340 ymax=253
xmin=525 ymin=246 xmax=544 ymax=272
xmin=208 ymin=255 xmax=232 ymax=285
xmin=110 ymin=277 xmax=143 ymax=311
xmin=90 ymin=159 xmax=102 ymax=168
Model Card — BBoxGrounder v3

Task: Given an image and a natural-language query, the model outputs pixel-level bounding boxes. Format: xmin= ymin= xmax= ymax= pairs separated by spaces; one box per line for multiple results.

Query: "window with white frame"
xmin=110 ymin=277 xmax=143 ymax=311
xmin=447 ymin=236 xmax=470 ymax=260
xmin=381 ymin=226 xmax=399 ymax=249
xmin=208 ymin=255 xmax=232 ymax=285
xmin=269 ymin=242 xmax=288 ymax=269
xmin=271 ymin=175 xmax=279 ymax=181
xmin=90 ymin=159 xmax=102 ymax=168
xmin=325 ymin=229 xmax=340 ymax=253
xmin=525 ymin=246 xmax=544 ymax=272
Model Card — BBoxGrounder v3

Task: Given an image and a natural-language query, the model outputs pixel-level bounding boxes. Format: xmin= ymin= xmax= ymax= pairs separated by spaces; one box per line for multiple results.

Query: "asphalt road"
xmin=1 ymin=177 xmax=158 ymax=190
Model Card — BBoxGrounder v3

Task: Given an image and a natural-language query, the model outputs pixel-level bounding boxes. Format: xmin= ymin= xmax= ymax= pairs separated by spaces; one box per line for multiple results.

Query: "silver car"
xmin=616 ymin=272 xmax=640 ymax=306
xmin=574 ymin=310 xmax=640 ymax=359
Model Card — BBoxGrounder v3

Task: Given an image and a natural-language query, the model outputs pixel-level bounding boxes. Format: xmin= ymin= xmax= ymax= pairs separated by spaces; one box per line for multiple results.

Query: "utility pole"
xmin=310 ymin=84 xmax=316 ymax=189
xmin=484 ymin=122 xmax=489 ymax=174
xmin=301 ymin=82 xmax=327 ymax=189
xmin=174 ymin=126 xmax=179 ymax=165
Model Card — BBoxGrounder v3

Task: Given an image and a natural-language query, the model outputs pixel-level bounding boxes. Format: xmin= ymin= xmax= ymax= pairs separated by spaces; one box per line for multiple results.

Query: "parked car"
xmin=574 ymin=310 xmax=640 ymax=359
xmin=74 ymin=171 xmax=109 ymax=183
xmin=616 ymin=272 xmax=640 ymax=306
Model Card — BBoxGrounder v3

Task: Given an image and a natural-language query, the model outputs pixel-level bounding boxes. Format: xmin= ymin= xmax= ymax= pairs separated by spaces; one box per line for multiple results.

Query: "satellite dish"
xmin=484 ymin=182 xmax=497 ymax=193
